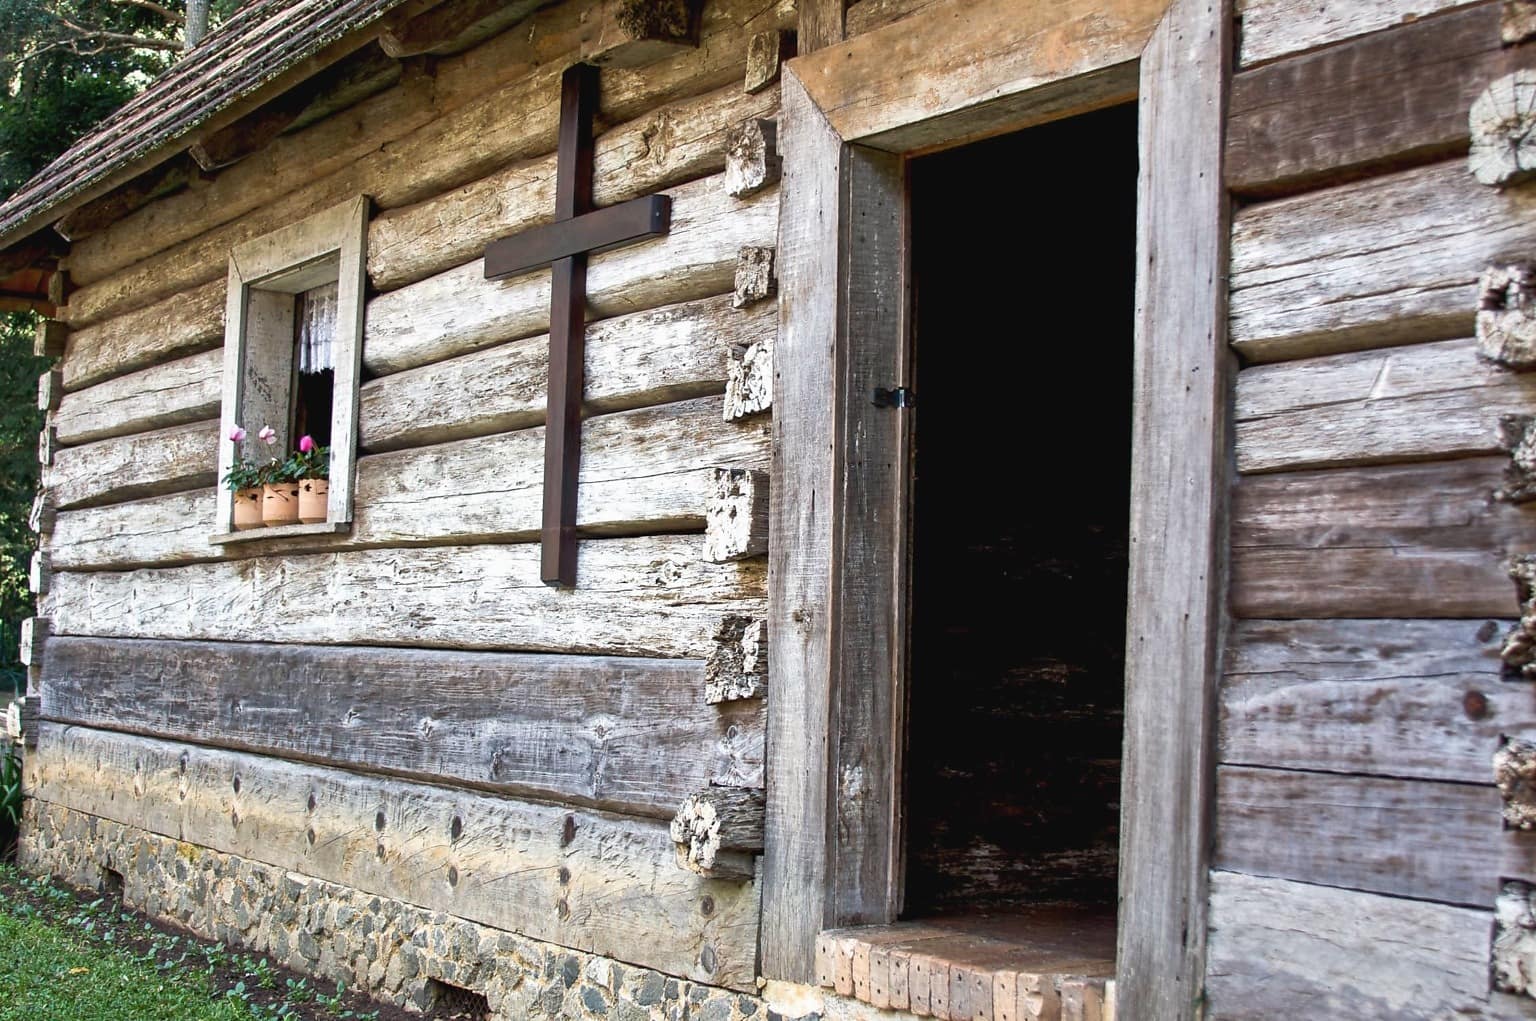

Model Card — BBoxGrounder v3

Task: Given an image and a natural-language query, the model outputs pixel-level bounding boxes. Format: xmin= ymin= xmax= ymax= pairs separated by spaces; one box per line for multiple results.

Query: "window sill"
xmin=208 ymin=521 xmax=350 ymax=546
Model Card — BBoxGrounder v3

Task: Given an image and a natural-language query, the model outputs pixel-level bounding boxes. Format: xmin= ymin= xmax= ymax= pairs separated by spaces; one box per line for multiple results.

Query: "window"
xmin=213 ymin=196 xmax=368 ymax=539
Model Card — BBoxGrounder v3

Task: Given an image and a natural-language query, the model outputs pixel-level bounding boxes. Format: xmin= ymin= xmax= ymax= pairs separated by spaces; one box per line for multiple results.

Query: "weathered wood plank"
xmin=797 ymin=0 xmax=844 ymax=53
xmin=1205 ymin=871 xmax=1498 ymax=1019
xmin=46 ymin=420 xmax=217 ymax=511
xmin=844 ymin=0 xmax=943 ymax=37
xmin=39 ymin=636 xmax=762 ymax=817
xmin=54 ymin=349 xmax=222 ymax=446
xmin=359 ymin=293 xmax=771 ymax=452
xmin=1117 ymin=1 xmax=1231 ymax=1017
xmin=48 ymin=397 xmax=770 ymax=569
xmin=24 ymin=723 xmax=760 ymax=990
xmin=62 ymin=0 xmax=796 ymax=328
xmin=1216 ymin=766 xmax=1513 ymax=907
xmin=1234 ymin=0 xmax=1479 ymax=68
xmin=790 ymin=0 xmax=1160 ymax=151
xmin=41 ymin=535 xmax=765 ymax=660
xmin=1221 ymin=618 xmax=1518 ymax=783
xmin=1234 ymin=338 xmax=1536 ymax=472
xmin=1230 ymin=458 xmax=1530 ymax=618
xmin=61 ymin=279 xmax=224 ymax=391
xmin=364 ymin=172 xmax=777 ymax=376
xmin=1228 ymin=3 xmax=1524 ymax=196
xmin=1230 ymin=160 xmax=1536 ymax=363
xmin=367 ymin=80 xmax=780 ymax=292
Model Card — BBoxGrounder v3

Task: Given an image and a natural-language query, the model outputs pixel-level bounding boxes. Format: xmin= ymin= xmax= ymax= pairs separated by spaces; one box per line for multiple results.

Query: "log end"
xmin=1470 ymin=71 xmax=1536 ymax=188
xmin=704 ymin=615 xmax=767 ymax=703
xmin=668 ymin=785 xmax=765 ymax=880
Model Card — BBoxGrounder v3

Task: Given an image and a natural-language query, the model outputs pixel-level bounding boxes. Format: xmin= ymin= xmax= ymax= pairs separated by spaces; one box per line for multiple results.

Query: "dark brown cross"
xmin=484 ymin=63 xmax=671 ymax=588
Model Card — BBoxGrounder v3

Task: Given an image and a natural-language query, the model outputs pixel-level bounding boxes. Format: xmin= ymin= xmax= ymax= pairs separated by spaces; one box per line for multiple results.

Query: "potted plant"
xmin=257 ymin=425 xmax=302 ymax=526
xmin=293 ymin=434 xmax=330 ymax=524
xmin=222 ymin=426 xmax=263 ymax=530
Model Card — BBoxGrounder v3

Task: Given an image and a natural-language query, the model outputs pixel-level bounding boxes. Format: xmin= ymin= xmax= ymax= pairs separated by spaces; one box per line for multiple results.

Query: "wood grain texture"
xmin=53 ymin=349 xmax=222 ymax=447
xmin=360 ymin=293 xmax=770 ymax=452
xmin=1234 ymin=0 xmax=1479 ymax=68
xmin=41 ymin=535 xmax=765 ymax=660
xmin=1216 ymin=766 xmax=1514 ymax=908
xmin=61 ymin=279 xmax=224 ymax=391
xmin=1227 ymin=2 xmax=1525 ymax=196
xmin=760 ymin=69 xmax=842 ymax=984
xmin=367 ymin=80 xmax=780 ymax=292
xmin=364 ymin=172 xmax=777 ymax=376
xmin=47 ymin=397 xmax=770 ymax=570
xmin=790 ymin=0 xmax=1161 ymax=151
xmin=45 ymin=419 xmax=216 ymax=511
xmin=1204 ymin=871 xmax=1508 ymax=1019
xmin=1230 ymin=160 xmax=1536 ymax=363
xmin=1234 ymin=338 xmax=1536 ymax=472
xmin=1230 ymin=457 xmax=1530 ymax=618
xmin=844 ymin=0 xmax=942 ymax=37
xmin=797 ymin=0 xmax=844 ymax=52
xmin=38 ymin=635 xmax=762 ymax=817
xmin=1116 ymin=1 xmax=1231 ymax=1016
xmin=24 ymin=722 xmax=760 ymax=990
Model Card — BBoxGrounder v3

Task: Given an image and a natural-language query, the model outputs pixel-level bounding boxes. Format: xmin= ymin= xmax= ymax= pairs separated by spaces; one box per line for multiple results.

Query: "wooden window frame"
xmin=760 ymin=0 xmax=1232 ymax=1016
xmin=213 ymin=196 xmax=369 ymax=540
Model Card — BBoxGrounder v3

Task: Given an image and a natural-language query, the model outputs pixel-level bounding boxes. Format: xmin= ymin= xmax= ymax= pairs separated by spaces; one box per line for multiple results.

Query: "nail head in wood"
xmin=733 ymin=245 xmax=776 ymax=308
xmin=724 ymin=340 xmax=772 ymax=421
xmin=745 ymin=29 xmax=795 ymax=94
xmin=33 ymin=319 xmax=66 ymax=360
xmin=704 ymin=614 xmax=767 ymax=703
xmin=704 ymin=468 xmax=769 ymax=563
xmin=1505 ymin=1 xmax=1536 ymax=44
xmin=37 ymin=369 xmax=61 ymax=412
xmin=724 ymin=119 xmax=781 ymax=198
xmin=1471 ymin=71 xmax=1536 ymax=187
xmin=20 ymin=617 xmax=49 ymax=669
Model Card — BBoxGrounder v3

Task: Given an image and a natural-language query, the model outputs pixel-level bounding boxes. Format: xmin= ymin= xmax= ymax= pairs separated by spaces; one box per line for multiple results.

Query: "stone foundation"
xmin=19 ymin=798 xmax=837 ymax=1021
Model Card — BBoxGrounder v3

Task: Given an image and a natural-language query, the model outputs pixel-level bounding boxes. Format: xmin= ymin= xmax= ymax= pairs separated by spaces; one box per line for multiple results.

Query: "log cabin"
xmin=2 ymin=0 xmax=1535 ymax=1017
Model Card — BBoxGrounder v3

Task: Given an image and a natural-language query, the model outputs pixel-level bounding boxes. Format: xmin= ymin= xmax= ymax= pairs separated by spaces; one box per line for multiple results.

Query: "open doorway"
xmin=902 ymin=102 xmax=1138 ymax=927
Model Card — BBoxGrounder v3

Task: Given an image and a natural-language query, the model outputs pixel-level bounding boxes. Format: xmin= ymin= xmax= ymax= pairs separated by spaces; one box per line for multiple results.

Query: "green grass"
xmin=0 ymin=865 xmax=381 ymax=1021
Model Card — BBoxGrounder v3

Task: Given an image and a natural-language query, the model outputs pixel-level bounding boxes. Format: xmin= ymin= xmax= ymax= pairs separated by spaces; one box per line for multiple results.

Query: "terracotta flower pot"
xmin=233 ymin=488 xmax=263 ymax=530
xmin=299 ymin=478 xmax=329 ymax=524
xmin=262 ymin=482 xmax=300 ymax=526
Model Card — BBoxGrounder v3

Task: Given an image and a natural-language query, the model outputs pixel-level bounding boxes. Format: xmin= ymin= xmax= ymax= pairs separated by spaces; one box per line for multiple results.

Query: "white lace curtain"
xmin=296 ymin=280 xmax=338 ymax=374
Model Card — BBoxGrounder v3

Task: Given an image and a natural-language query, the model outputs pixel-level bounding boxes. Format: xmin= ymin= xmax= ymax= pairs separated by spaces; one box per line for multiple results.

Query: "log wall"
xmin=1212 ymin=2 xmax=1536 ymax=1016
xmin=28 ymin=0 xmax=789 ymax=997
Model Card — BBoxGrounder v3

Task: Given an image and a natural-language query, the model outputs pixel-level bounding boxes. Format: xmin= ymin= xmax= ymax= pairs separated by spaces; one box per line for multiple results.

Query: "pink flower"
xmin=298 ymin=435 xmax=315 ymax=453
xmin=258 ymin=426 xmax=277 ymax=445
xmin=228 ymin=426 xmax=247 ymax=443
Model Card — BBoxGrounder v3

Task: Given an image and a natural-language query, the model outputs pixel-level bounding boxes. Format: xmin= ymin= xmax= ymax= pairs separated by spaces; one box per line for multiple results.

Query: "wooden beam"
xmin=1116 ymin=0 xmax=1231 ymax=1016
xmin=669 ymin=785 xmax=765 ymax=879
xmin=61 ymin=278 xmax=224 ymax=391
xmin=1236 ymin=0 xmax=1477 ymax=68
xmin=1222 ymin=618 xmax=1516 ymax=784
xmin=482 ymin=196 xmax=671 ymax=280
xmin=38 ymin=636 xmax=762 ymax=818
xmin=579 ymin=0 xmax=702 ymax=67
xmin=32 ymin=320 xmax=66 ymax=360
xmin=380 ymin=0 xmax=547 ymax=58
xmin=1228 ymin=2 xmax=1527 ymax=197
xmin=798 ymin=0 xmax=844 ymax=53
xmin=46 ymin=419 xmax=218 ymax=511
xmin=25 ymin=722 xmax=762 ymax=991
xmin=53 ymin=158 xmax=197 ymax=242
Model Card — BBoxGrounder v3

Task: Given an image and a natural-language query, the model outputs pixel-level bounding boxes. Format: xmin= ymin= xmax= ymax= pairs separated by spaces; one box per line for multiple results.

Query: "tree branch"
xmin=107 ymin=0 xmax=185 ymax=25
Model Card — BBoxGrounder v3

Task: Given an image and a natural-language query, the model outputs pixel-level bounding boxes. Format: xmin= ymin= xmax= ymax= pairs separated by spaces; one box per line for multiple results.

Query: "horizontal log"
xmin=1235 ymin=338 xmax=1536 ymax=472
xmin=1230 ymin=160 xmax=1536 ymax=363
xmin=39 ymin=636 xmax=762 ymax=817
xmin=24 ymin=723 xmax=759 ymax=990
xmin=1228 ymin=3 xmax=1523 ymax=196
xmin=41 ymin=535 xmax=765 ymax=660
xmin=844 ymin=0 xmax=943 ymax=36
xmin=1230 ymin=458 xmax=1530 ymax=618
xmin=1221 ymin=618 xmax=1520 ymax=783
xmin=62 ymin=0 xmax=795 ymax=328
xmin=368 ymin=79 xmax=779 ymax=291
xmin=46 ymin=420 xmax=217 ymax=511
xmin=670 ymin=785 xmax=766 ymax=880
xmin=1235 ymin=0 xmax=1474 ymax=68
xmin=61 ymin=279 xmax=224 ymax=391
xmin=360 ymin=293 xmax=770 ymax=452
xmin=1205 ymin=871 xmax=1496 ymax=1020
xmin=1216 ymin=765 xmax=1522 ymax=908
xmin=364 ymin=172 xmax=778 ymax=376
xmin=54 ymin=349 xmax=222 ymax=446
xmin=48 ymin=396 xmax=769 ymax=570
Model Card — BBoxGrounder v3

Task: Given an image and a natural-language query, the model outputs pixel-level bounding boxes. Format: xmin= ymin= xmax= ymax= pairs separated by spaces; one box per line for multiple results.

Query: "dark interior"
xmin=902 ymin=102 xmax=1138 ymax=919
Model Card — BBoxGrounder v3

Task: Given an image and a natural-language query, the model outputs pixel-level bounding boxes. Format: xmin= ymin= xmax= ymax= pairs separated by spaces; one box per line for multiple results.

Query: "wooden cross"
xmin=484 ymin=63 xmax=671 ymax=587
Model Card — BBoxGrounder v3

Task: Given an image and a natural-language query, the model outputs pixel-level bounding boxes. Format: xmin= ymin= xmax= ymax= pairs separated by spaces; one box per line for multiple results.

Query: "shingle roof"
xmin=0 ymin=0 xmax=413 ymax=249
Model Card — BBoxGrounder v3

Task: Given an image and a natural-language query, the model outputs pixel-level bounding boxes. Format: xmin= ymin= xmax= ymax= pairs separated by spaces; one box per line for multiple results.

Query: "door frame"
xmin=759 ymin=0 xmax=1233 ymax=1016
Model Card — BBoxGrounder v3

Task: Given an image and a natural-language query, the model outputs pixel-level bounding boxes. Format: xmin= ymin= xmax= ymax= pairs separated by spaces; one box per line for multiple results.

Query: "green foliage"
xmin=0 ymin=742 xmax=19 ymax=860
xmin=0 ymin=317 xmax=45 ymax=672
